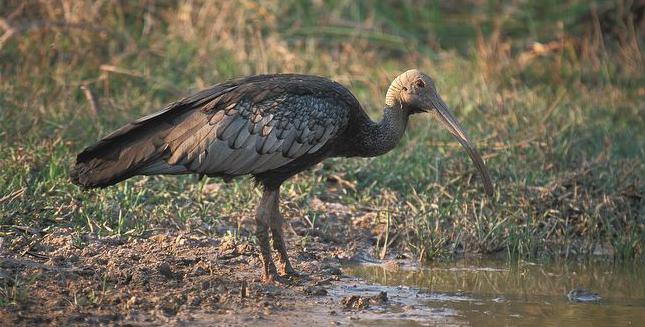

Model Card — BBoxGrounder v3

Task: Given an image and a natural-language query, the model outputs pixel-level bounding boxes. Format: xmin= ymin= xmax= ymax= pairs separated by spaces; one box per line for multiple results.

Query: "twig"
xmin=0 ymin=18 xmax=16 ymax=50
xmin=540 ymin=89 xmax=567 ymax=125
xmin=0 ymin=187 xmax=25 ymax=204
xmin=99 ymin=64 xmax=183 ymax=95
xmin=379 ymin=210 xmax=391 ymax=259
xmin=80 ymin=83 xmax=101 ymax=116
xmin=7 ymin=3 xmax=25 ymax=21
xmin=99 ymin=64 xmax=145 ymax=79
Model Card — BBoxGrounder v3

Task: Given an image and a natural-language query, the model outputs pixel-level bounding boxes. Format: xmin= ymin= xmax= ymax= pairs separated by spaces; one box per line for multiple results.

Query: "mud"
xmin=0 ymin=200 xmax=412 ymax=326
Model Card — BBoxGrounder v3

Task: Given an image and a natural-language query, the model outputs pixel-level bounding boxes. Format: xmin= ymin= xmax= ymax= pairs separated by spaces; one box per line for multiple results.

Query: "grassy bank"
xmin=1 ymin=0 xmax=643 ymax=264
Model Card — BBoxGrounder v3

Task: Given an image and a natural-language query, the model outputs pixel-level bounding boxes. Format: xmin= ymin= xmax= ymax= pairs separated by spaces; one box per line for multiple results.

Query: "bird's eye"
xmin=415 ymin=79 xmax=425 ymax=88
xmin=402 ymin=86 xmax=408 ymax=92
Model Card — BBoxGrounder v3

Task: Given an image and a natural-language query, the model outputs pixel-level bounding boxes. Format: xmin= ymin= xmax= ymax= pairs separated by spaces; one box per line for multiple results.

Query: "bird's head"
xmin=386 ymin=69 xmax=494 ymax=197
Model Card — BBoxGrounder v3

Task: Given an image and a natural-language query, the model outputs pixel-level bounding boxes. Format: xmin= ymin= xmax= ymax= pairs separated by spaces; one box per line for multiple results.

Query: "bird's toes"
xmin=279 ymin=268 xmax=303 ymax=278
xmin=262 ymin=272 xmax=289 ymax=284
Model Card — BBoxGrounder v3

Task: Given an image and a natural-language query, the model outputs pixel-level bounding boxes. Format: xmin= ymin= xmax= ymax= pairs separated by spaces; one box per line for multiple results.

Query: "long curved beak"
xmin=430 ymin=94 xmax=494 ymax=197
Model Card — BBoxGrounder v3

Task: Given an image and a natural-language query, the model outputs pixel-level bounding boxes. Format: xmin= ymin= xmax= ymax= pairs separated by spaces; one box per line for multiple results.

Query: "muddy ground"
xmin=1 ymin=199 xmax=408 ymax=326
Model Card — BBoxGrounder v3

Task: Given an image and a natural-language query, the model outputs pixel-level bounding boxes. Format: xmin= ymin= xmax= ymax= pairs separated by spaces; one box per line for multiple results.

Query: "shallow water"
xmin=343 ymin=259 xmax=645 ymax=326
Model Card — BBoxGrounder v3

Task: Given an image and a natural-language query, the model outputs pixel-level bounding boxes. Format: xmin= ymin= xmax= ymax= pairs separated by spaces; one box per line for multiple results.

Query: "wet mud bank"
xmin=0 ymin=206 xmax=426 ymax=326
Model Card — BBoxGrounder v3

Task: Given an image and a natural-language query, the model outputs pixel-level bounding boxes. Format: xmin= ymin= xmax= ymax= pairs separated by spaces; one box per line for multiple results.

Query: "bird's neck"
xmin=353 ymin=106 xmax=409 ymax=157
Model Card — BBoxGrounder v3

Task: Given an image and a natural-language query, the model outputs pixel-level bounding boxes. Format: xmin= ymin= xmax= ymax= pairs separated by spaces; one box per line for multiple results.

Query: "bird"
xmin=71 ymin=69 xmax=494 ymax=282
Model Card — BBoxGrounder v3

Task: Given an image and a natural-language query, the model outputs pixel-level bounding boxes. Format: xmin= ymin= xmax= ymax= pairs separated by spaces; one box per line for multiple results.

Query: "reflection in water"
xmin=344 ymin=259 xmax=645 ymax=326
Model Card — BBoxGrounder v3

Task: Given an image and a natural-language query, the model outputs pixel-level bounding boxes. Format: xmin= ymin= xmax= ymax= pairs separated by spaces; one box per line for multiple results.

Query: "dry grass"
xmin=1 ymin=0 xmax=643 ymax=272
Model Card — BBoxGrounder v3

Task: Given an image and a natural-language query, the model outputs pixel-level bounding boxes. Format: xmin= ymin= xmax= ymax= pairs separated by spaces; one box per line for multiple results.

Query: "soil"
xmin=0 ymin=199 xmax=399 ymax=326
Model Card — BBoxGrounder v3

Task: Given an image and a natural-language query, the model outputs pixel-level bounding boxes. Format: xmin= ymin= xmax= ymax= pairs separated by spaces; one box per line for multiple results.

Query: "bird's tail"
xmin=71 ymin=108 xmax=188 ymax=189
xmin=71 ymin=81 xmax=240 ymax=188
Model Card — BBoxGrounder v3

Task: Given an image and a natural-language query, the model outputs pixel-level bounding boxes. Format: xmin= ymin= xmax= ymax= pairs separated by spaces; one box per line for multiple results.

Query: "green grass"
xmin=1 ymin=0 xmax=643 ymax=261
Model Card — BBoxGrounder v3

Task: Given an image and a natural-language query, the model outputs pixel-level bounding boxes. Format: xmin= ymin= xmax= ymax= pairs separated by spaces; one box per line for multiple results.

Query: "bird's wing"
xmin=139 ymin=79 xmax=352 ymax=176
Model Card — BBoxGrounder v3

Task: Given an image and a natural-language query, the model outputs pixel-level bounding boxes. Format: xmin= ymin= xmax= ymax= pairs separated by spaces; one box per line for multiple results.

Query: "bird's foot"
xmin=278 ymin=265 xmax=301 ymax=278
xmin=261 ymin=264 xmax=302 ymax=284
xmin=276 ymin=255 xmax=301 ymax=277
xmin=261 ymin=271 xmax=290 ymax=284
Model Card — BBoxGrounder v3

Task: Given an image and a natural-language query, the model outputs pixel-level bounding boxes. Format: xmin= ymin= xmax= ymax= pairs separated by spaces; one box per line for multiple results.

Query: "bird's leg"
xmin=255 ymin=188 xmax=280 ymax=283
xmin=266 ymin=190 xmax=297 ymax=276
xmin=271 ymin=214 xmax=297 ymax=276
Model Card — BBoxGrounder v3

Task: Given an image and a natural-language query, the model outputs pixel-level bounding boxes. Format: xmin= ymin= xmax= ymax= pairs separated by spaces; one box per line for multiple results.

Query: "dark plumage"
xmin=72 ymin=69 xmax=494 ymax=282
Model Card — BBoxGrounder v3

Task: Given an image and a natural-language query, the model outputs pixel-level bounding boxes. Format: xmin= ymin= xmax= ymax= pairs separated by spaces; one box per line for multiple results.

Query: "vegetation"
xmin=1 ymin=0 xmax=643 ymax=264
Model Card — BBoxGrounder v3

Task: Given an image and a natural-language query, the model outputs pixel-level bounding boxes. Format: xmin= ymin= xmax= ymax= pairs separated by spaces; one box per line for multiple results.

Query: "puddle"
xmin=328 ymin=278 xmax=470 ymax=326
xmin=342 ymin=259 xmax=645 ymax=326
